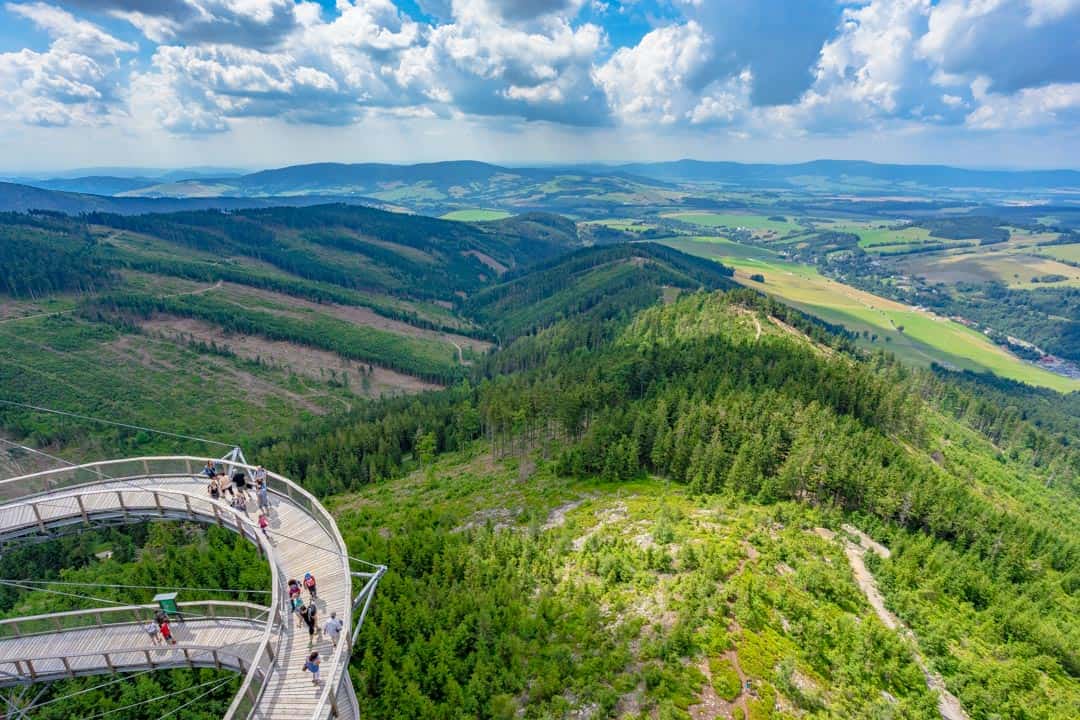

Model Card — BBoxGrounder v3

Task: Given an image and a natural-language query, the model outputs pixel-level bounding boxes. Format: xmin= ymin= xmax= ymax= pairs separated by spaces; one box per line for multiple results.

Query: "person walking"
xmin=293 ymin=597 xmax=305 ymax=629
xmin=302 ymin=602 xmax=318 ymax=648
xmin=303 ymin=572 xmax=317 ymax=600
xmin=257 ymin=478 xmax=270 ymax=512
xmin=304 ymin=651 xmax=320 ymax=686
xmin=258 ymin=511 xmax=270 ymax=538
xmin=323 ymin=612 xmax=343 ymax=648
xmin=159 ymin=619 xmax=176 ymax=645
xmin=144 ymin=620 xmax=161 ymax=645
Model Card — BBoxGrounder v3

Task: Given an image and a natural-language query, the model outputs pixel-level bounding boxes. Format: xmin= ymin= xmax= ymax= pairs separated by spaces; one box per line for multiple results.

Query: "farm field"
xmin=662 ymin=238 xmax=1078 ymax=391
xmin=1039 ymin=242 xmax=1080 ymax=263
xmin=440 ymin=209 xmax=513 ymax=221
xmin=660 ymin=236 xmax=779 ymax=261
xmin=896 ymin=249 xmax=1080 ymax=288
xmin=662 ymin=212 xmax=801 ymax=236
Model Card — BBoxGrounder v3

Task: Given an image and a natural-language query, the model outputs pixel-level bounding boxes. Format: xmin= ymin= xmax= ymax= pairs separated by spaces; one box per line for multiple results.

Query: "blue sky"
xmin=0 ymin=0 xmax=1077 ymax=172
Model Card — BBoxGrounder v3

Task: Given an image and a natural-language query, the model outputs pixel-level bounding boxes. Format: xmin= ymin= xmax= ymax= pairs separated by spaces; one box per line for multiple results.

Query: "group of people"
xmin=144 ymin=609 xmax=177 ymax=645
xmin=204 ymin=460 xmax=271 ymax=535
xmin=198 ymin=460 xmax=345 ymax=688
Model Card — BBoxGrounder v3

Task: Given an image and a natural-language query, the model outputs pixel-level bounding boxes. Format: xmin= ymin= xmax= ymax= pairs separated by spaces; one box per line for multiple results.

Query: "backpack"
xmin=304 ymin=575 xmax=316 ymax=588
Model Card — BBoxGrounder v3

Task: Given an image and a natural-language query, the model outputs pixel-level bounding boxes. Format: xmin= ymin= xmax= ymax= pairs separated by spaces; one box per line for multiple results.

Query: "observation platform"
xmin=0 ymin=456 xmax=384 ymax=719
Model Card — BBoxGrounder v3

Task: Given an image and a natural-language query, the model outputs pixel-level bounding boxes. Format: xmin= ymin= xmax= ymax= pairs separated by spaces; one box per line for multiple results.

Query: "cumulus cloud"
xmin=67 ymin=0 xmax=300 ymax=48
xmin=2 ymin=0 xmax=1079 ymax=141
xmin=919 ymin=0 xmax=1080 ymax=94
xmin=674 ymin=0 xmax=846 ymax=106
xmin=594 ymin=21 xmax=713 ymax=125
xmin=0 ymin=2 xmax=135 ymax=126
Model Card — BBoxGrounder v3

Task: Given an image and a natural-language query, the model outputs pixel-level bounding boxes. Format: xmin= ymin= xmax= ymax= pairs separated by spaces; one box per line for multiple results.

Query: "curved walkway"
xmin=0 ymin=456 xmax=379 ymax=720
xmin=0 ymin=602 xmax=266 ymax=686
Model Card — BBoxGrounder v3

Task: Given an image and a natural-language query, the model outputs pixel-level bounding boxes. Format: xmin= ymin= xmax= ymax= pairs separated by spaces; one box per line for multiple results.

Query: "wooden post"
xmin=31 ymin=503 xmax=46 ymax=533
xmin=213 ymin=504 xmax=223 ymax=527
xmin=25 ymin=659 xmax=37 ymax=680
xmin=153 ymin=491 xmax=163 ymax=516
xmin=61 ymin=656 xmax=74 ymax=678
xmin=144 ymin=650 xmax=155 ymax=668
xmin=184 ymin=495 xmax=194 ymax=520
xmin=116 ymin=490 xmax=128 ymax=519
xmin=212 ymin=649 xmax=222 ymax=670
xmin=75 ymin=494 xmax=90 ymax=525
xmin=104 ymin=653 xmax=115 ymax=674
xmin=183 ymin=648 xmax=193 ymax=668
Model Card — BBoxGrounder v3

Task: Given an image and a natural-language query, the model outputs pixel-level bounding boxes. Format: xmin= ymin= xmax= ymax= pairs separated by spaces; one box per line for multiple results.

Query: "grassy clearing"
xmin=663 ymin=212 xmax=800 ymax=236
xmin=440 ymin=209 xmax=513 ymax=222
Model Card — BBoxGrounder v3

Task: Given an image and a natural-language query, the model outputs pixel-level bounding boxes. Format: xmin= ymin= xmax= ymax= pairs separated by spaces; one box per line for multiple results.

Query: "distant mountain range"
xmin=1 ymin=159 xmax=1077 ymax=215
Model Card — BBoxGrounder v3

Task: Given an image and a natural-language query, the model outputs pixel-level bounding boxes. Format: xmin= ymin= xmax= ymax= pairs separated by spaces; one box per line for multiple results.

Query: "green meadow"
xmin=440 ymin=209 xmax=513 ymax=221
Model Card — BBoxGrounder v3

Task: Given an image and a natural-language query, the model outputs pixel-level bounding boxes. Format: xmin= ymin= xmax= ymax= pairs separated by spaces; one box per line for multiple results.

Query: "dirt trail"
xmin=819 ymin=526 xmax=970 ymax=720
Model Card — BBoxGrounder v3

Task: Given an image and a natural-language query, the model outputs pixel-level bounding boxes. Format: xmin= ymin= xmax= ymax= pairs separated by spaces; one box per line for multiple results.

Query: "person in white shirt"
xmin=324 ymin=612 xmax=344 ymax=648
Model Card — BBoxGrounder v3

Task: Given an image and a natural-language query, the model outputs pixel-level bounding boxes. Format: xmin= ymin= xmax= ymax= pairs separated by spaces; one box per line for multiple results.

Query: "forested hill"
xmin=256 ymin=288 xmax=1078 ymax=718
xmin=1 ymin=205 xmax=578 ymax=304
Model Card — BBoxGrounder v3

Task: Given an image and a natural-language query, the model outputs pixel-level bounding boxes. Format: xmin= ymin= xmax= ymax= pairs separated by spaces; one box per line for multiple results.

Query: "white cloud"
xmin=594 ymin=21 xmax=712 ymax=125
xmin=0 ymin=3 xmax=135 ymax=126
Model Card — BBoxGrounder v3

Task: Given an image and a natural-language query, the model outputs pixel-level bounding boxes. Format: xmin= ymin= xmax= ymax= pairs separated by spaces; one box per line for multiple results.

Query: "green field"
xmin=661 ymin=236 xmax=779 ymax=261
xmin=663 ymin=212 xmax=800 ymax=235
xmin=1040 ymin=242 xmax=1080 ymax=263
xmin=662 ymin=239 xmax=1078 ymax=391
xmin=440 ymin=209 xmax=513 ymax=222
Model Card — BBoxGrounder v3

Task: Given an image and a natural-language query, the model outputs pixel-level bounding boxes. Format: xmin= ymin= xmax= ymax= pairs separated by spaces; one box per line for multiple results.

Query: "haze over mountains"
xmin=2 ymin=159 xmax=1078 ymax=217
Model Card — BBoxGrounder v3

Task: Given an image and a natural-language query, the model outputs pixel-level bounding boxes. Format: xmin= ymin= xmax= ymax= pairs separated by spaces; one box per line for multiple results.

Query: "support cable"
xmin=0 ymin=399 xmax=235 ymax=448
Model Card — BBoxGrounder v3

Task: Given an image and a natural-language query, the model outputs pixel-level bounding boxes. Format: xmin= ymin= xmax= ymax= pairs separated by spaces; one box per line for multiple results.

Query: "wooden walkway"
xmin=0 ymin=457 xmax=375 ymax=720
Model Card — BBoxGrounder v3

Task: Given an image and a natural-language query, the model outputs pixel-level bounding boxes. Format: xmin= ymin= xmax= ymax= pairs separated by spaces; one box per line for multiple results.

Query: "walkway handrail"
xmin=0 ymin=642 xmax=266 ymax=687
xmin=0 ymin=601 xmax=268 ymax=641
xmin=0 ymin=457 xmax=356 ymax=720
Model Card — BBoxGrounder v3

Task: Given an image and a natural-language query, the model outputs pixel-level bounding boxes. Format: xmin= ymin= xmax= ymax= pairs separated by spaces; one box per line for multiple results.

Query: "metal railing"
xmin=0 ymin=600 xmax=268 ymax=640
xmin=0 ymin=601 xmax=269 ymax=689
xmin=0 ymin=457 xmax=357 ymax=719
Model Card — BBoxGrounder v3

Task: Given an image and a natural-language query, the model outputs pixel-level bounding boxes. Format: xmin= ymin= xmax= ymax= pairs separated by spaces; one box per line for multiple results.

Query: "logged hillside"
xmin=0 ymin=205 xmax=579 ymax=459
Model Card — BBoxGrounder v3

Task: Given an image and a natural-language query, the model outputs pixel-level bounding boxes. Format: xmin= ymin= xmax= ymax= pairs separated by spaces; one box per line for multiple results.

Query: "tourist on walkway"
xmin=323 ymin=612 xmax=343 ymax=648
xmin=258 ymin=511 xmax=270 ymax=538
xmin=257 ymin=477 xmax=270 ymax=511
xmin=144 ymin=621 xmax=161 ymax=644
xmin=293 ymin=598 xmax=305 ymax=629
xmin=159 ymin=619 xmax=176 ymax=645
xmin=304 ymin=652 xmax=320 ymax=686
xmin=303 ymin=572 xmax=317 ymax=600
xmin=302 ymin=602 xmax=318 ymax=647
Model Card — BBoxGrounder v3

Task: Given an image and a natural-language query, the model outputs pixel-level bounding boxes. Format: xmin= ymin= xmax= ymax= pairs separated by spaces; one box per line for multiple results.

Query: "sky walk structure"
xmin=0 ymin=455 xmax=384 ymax=719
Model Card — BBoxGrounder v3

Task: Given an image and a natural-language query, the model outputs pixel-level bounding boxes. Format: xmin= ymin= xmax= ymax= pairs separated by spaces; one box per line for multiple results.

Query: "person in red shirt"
xmin=160 ymin=619 xmax=176 ymax=645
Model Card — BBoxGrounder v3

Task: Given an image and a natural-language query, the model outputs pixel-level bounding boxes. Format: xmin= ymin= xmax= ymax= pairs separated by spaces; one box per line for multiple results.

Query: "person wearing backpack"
xmin=303 ymin=572 xmax=317 ymax=600
xmin=302 ymin=602 xmax=318 ymax=648
xmin=304 ymin=651 xmax=320 ymax=686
